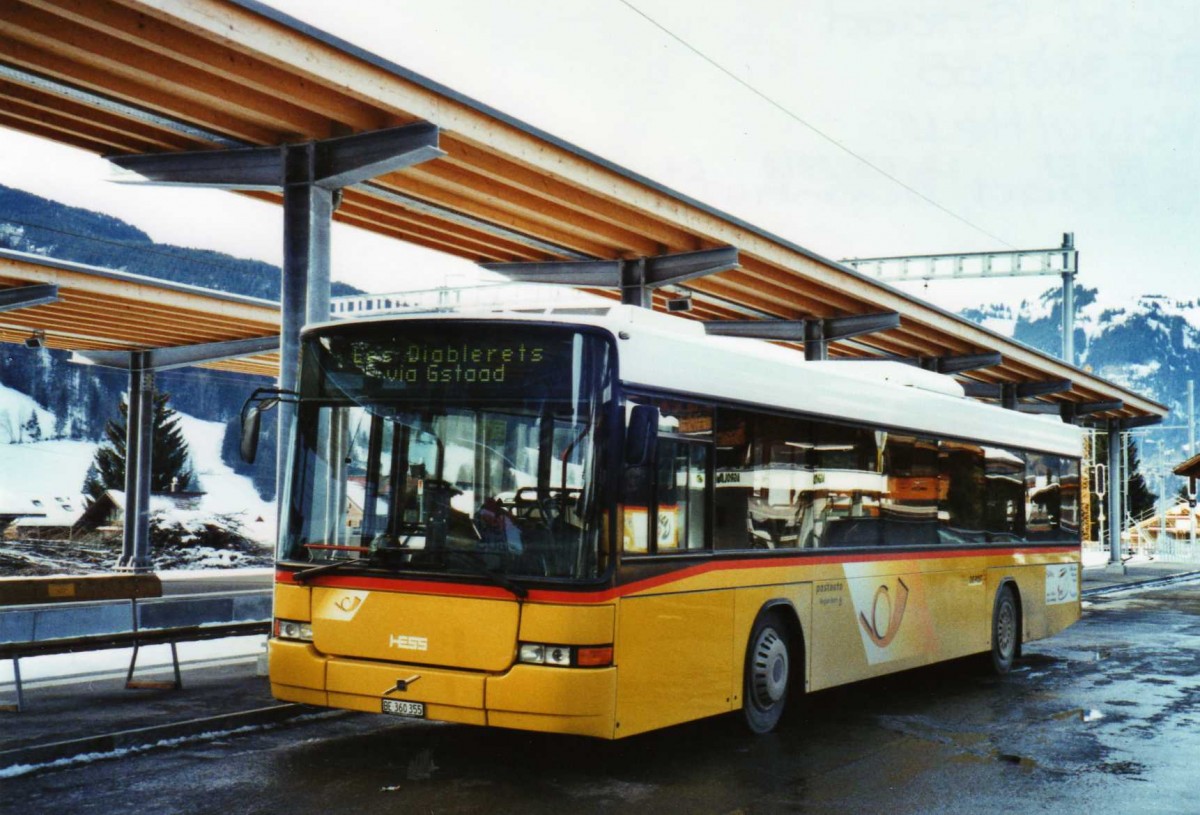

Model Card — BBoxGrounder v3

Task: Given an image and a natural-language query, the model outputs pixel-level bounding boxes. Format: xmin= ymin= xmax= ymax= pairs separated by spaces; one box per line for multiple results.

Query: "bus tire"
xmin=743 ymin=610 xmax=791 ymax=734
xmin=990 ymin=584 xmax=1019 ymax=675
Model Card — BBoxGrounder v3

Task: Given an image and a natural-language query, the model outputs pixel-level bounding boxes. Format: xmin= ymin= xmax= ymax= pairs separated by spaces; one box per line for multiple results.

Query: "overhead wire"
xmin=614 ymin=0 xmax=1016 ymax=249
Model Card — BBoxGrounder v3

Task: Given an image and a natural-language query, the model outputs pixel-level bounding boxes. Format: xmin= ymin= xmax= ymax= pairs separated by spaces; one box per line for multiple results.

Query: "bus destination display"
xmin=349 ymin=338 xmax=547 ymax=384
xmin=312 ymin=325 xmax=607 ymax=403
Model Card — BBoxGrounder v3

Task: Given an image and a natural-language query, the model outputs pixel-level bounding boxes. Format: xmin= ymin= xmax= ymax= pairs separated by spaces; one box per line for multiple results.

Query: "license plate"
xmin=381 ymin=699 xmax=425 ymax=718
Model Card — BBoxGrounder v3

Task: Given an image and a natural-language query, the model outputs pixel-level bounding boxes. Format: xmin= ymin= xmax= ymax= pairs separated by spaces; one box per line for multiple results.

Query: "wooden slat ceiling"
xmin=0 ymin=250 xmax=280 ymax=376
xmin=0 ymin=0 xmax=1167 ymax=420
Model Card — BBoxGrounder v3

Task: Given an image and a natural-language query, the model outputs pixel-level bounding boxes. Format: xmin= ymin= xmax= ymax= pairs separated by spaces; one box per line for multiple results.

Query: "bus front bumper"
xmin=269 ymin=639 xmax=618 ymax=739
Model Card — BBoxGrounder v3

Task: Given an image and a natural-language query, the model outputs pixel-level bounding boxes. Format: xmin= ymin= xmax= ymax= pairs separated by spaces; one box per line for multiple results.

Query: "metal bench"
xmin=0 ymin=590 xmax=271 ymax=712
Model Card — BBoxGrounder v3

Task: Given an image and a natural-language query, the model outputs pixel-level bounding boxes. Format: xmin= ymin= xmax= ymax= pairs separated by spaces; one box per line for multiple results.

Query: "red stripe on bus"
xmin=275 ymin=545 xmax=1077 ymax=604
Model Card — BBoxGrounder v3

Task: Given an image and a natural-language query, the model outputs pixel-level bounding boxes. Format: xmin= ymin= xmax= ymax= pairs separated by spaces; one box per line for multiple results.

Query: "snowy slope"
xmin=0 ymin=383 xmax=276 ymax=546
xmin=0 ymin=381 xmax=55 ymax=444
xmin=174 ymin=413 xmax=276 ymax=545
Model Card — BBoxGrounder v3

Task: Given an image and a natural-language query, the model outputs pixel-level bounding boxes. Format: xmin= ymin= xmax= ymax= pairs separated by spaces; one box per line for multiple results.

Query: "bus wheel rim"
xmin=751 ymin=628 xmax=789 ymax=708
xmin=997 ymin=597 xmax=1015 ymax=656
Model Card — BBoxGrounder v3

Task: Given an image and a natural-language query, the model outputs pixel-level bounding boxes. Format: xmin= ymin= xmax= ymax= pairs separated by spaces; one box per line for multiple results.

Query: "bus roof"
xmin=306 ymin=305 xmax=1083 ymax=457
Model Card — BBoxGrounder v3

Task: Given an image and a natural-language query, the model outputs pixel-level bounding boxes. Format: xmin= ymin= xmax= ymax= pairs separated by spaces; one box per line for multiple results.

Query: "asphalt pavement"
xmin=3 ymin=559 xmax=1199 ymax=775
xmin=1080 ymin=557 xmax=1200 ymax=594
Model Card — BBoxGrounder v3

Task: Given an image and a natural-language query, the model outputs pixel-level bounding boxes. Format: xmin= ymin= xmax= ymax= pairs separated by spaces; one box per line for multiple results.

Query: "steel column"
xmin=106 ymin=123 xmax=443 ymax=510
xmin=1061 ymin=232 xmax=1076 ymax=365
xmin=278 ymin=144 xmax=334 ymax=494
xmin=620 ymin=258 xmax=649 ymax=308
xmin=804 ymin=321 xmax=827 ymax=361
xmin=120 ymin=353 xmax=154 ymax=572
xmin=1190 ymin=380 xmax=1196 ymax=456
xmin=1107 ymin=422 xmax=1123 ymax=567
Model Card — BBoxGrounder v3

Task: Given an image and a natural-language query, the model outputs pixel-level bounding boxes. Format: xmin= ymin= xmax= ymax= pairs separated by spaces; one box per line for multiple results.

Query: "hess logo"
xmin=858 ymin=578 xmax=910 ymax=648
xmin=389 ymin=634 xmax=429 ymax=651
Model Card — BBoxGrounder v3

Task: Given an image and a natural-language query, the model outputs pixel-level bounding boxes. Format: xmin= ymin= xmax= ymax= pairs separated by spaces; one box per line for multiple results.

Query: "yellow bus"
xmin=252 ymin=305 xmax=1082 ymax=738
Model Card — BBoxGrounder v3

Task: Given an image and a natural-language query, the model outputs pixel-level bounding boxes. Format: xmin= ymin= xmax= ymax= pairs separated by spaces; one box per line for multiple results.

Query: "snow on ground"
xmin=174 ymin=413 xmax=276 ymax=546
xmin=0 ymin=382 xmax=55 ymax=444
xmin=0 ymin=396 xmax=276 ymax=549
xmin=0 ymin=438 xmax=96 ymax=503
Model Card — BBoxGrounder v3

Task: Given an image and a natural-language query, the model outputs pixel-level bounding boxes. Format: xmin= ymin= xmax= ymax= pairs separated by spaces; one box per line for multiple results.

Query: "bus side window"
xmin=655 ymin=439 xmax=709 ymax=551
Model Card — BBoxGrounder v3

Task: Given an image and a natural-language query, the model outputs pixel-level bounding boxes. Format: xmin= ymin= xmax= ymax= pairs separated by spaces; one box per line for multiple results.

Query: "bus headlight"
xmin=274 ymin=619 xmax=314 ymax=642
xmin=518 ymin=642 xmax=612 ymax=667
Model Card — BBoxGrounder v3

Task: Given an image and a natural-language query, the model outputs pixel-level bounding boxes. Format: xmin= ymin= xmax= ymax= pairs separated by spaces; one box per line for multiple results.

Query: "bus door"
xmin=616 ymin=403 xmax=734 ymax=736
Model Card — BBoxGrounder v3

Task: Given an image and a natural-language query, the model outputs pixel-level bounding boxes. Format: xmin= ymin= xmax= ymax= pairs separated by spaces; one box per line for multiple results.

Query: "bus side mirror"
xmin=625 ymin=405 xmax=659 ymax=467
xmin=240 ymin=402 xmax=264 ymax=464
xmin=239 ymin=388 xmax=297 ymax=464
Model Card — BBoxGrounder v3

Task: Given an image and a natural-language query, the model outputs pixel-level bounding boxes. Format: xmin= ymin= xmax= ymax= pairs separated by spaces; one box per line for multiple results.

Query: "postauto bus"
xmin=249 ymin=305 xmax=1082 ymax=738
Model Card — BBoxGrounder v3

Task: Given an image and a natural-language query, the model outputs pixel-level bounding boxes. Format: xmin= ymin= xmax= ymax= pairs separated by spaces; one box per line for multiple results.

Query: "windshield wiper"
xmin=293 ymin=556 xmax=376 ymax=584
xmin=439 ymin=550 xmax=528 ymax=599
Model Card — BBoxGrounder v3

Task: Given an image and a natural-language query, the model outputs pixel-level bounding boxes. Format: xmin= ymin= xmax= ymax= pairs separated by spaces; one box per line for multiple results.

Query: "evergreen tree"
xmin=82 ymin=392 xmax=196 ymax=503
xmin=21 ymin=410 xmax=42 ymax=442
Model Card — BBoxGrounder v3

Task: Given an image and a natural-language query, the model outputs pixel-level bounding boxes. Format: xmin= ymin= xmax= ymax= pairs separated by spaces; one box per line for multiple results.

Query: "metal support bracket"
xmin=70 ymin=335 xmax=279 ymax=371
xmin=703 ymin=311 xmax=899 ymax=361
xmin=1058 ymin=400 xmax=1124 ymax=423
xmin=108 ymin=122 xmax=443 ymax=190
xmin=962 ymin=379 xmax=1072 ymax=402
xmin=0 ymin=283 xmax=58 ymax=313
xmin=481 ymin=246 xmax=740 ymax=308
xmin=918 ymin=352 xmax=1003 ymax=374
xmin=106 ymin=123 xmax=443 ymax=516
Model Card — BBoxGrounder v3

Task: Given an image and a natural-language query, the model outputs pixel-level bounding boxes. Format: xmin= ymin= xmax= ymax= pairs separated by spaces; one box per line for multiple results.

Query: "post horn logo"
xmin=335 ymin=595 xmax=362 ymax=613
xmin=859 ymin=578 xmax=910 ymax=647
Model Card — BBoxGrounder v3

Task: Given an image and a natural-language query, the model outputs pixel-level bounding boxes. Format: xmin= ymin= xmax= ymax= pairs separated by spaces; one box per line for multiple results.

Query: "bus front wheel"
xmin=743 ymin=610 xmax=791 ymax=734
xmin=990 ymin=585 xmax=1019 ymax=674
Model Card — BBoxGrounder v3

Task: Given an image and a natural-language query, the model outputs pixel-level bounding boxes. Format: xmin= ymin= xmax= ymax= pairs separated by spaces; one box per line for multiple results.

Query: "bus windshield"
xmin=280 ymin=322 xmax=614 ymax=581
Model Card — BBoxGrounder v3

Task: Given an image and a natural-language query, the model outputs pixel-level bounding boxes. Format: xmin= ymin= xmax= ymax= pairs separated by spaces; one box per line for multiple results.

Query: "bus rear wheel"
xmin=990 ymin=585 xmax=1019 ymax=674
xmin=743 ymin=611 xmax=791 ymax=734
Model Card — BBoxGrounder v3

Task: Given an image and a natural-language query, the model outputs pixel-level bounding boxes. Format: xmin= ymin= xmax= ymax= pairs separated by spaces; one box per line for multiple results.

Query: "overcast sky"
xmin=3 ymin=0 xmax=1197 ymax=311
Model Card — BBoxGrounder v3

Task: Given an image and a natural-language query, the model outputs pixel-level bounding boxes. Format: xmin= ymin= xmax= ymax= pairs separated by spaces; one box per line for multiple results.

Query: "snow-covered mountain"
xmin=963 ymin=285 xmax=1199 ymax=492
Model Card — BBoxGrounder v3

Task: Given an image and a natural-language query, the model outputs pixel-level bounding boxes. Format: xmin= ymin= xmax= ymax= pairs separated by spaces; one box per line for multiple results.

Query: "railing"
xmin=0 ymin=590 xmax=271 ymax=712
xmin=330 ymin=281 xmax=605 ymax=317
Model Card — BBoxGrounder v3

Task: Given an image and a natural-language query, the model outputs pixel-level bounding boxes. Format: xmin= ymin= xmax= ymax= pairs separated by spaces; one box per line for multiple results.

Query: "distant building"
xmin=77 ymin=489 xmax=207 ymax=539
xmin=8 ymin=494 xmax=84 ymax=540
xmin=1175 ymin=453 xmax=1200 ymax=502
xmin=7 ymin=489 xmax=206 ymax=541
xmin=0 ymin=490 xmax=46 ymax=536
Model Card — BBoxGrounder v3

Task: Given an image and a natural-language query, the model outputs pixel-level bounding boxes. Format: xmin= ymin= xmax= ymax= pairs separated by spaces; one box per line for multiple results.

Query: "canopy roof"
xmin=0 ymin=0 xmax=1167 ymax=421
xmin=1174 ymin=453 xmax=1200 ymax=480
xmin=0 ymin=249 xmax=279 ymax=376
